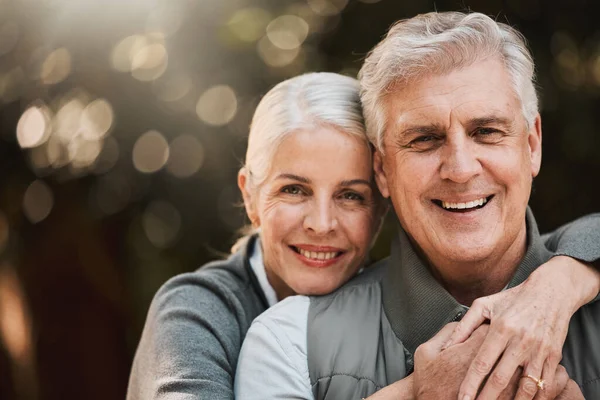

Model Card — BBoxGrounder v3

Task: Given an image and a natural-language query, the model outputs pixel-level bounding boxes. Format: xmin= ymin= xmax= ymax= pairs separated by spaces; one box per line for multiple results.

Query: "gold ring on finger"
xmin=523 ymin=374 xmax=545 ymax=391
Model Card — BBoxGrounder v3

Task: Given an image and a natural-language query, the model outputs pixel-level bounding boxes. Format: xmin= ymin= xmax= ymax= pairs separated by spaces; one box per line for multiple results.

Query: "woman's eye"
xmin=281 ymin=185 xmax=304 ymax=195
xmin=341 ymin=192 xmax=365 ymax=201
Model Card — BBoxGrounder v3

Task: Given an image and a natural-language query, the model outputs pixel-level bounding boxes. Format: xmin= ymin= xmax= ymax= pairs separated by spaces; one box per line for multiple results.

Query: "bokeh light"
xmin=226 ymin=7 xmax=272 ymax=43
xmin=142 ymin=200 xmax=181 ymax=248
xmin=266 ymin=15 xmax=309 ymax=50
xmin=22 ymin=180 xmax=54 ymax=224
xmin=153 ymin=75 xmax=192 ymax=103
xmin=257 ymin=35 xmax=301 ymax=67
xmin=16 ymin=105 xmax=52 ymax=149
xmin=46 ymin=135 xmax=70 ymax=168
xmin=67 ymin=136 xmax=103 ymax=169
xmin=1 ymin=67 xmax=25 ymax=103
xmin=111 ymin=35 xmax=150 ymax=73
xmin=93 ymin=136 xmax=120 ymax=175
xmin=80 ymin=98 xmax=114 ymax=140
xmin=53 ymin=97 xmax=86 ymax=144
xmin=166 ymin=134 xmax=204 ymax=178
xmin=28 ymin=145 xmax=52 ymax=173
xmin=131 ymin=42 xmax=168 ymax=82
xmin=40 ymin=48 xmax=72 ymax=85
xmin=307 ymin=0 xmax=349 ymax=16
xmin=132 ymin=130 xmax=170 ymax=173
xmin=145 ymin=3 xmax=185 ymax=37
xmin=0 ymin=267 xmax=32 ymax=364
xmin=195 ymin=85 xmax=238 ymax=126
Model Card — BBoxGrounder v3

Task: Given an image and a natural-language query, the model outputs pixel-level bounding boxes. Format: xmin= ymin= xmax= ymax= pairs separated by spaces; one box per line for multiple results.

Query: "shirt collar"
xmin=382 ymin=207 xmax=554 ymax=356
xmin=249 ymin=237 xmax=279 ymax=307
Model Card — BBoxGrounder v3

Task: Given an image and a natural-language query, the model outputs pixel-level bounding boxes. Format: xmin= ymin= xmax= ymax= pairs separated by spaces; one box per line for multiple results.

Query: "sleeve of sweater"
xmin=542 ymin=213 xmax=600 ymax=264
xmin=126 ymin=270 xmax=253 ymax=400
xmin=541 ymin=212 xmax=600 ymax=302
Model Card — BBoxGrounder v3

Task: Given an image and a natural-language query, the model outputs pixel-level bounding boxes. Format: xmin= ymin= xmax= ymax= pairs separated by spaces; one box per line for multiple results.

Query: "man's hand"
xmin=445 ymin=256 xmax=599 ymax=400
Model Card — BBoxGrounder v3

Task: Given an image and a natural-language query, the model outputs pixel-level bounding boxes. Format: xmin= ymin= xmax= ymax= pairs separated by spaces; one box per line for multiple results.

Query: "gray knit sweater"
xmin=127 ymin=236 xmax=267 ymax=400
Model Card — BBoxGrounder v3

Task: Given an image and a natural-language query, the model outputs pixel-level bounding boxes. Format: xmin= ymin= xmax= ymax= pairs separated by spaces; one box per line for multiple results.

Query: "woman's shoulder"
xmin=149 ymin=248 xmax=265 ymax=324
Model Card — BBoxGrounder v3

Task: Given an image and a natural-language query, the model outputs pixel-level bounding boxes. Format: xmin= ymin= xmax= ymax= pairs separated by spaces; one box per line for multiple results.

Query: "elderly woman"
xmin=127 ymin=72 xmax=600 ymax=400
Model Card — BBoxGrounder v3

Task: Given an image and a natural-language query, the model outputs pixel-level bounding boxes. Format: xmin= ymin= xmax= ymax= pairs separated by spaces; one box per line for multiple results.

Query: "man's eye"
xmin=281 ymin=185 xmax=304 ymax=195
xmin=475 ymin=128 xmax=497 ymax=135
xmin=473 ymin=127 xmax=503 ymax=142
xmin=407 ymin=135 xmax=440 ymax=151
xmin=413 ymin=135 xmax=436 ymax=143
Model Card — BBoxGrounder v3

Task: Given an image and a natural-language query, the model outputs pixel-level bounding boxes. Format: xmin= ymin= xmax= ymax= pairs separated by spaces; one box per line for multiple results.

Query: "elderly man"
xmin=234 ymin=11 xmax=600 ymax=400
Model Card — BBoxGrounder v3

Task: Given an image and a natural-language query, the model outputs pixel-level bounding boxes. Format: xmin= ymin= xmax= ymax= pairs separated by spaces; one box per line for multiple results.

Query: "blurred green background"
xmin=0 ymin=0 xmax=598 ymax=399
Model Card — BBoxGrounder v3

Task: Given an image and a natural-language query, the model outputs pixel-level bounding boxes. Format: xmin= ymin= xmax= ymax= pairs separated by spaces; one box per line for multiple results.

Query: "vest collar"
xmin=382 ymin=207 xmax=553 ymax=356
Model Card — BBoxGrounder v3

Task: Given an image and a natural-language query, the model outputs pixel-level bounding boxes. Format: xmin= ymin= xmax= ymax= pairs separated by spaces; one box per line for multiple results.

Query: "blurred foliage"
xmin=0 ymin=0 xmax=598 ymax=399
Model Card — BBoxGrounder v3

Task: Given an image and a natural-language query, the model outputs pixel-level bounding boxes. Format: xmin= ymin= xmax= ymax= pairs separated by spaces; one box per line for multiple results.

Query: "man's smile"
xmin=431 ymin=195 xmax=494 ymax=213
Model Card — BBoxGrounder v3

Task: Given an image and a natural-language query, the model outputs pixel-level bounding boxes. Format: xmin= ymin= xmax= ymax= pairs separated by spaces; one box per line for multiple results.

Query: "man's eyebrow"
xmin=398 ymin=124 xmax=444 ymax=137
xmin=274 ymin=173 xmax=310 ymax=183
xmin=340 ymin=179 xmax=372 ymax=187
xmin=468 ymin=116 xmax=514 ymax=128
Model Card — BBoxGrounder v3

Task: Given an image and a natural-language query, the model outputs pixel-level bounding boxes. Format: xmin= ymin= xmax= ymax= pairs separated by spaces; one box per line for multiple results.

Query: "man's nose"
xmin=439 ymin=134 xmax=482 ymax=183
xmin=303 ymin=198 xmax=338 ymax=235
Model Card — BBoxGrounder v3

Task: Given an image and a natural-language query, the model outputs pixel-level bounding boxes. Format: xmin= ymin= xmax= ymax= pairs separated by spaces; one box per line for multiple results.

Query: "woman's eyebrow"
xmin=340 ymin=179 xmax=371 ymax=187
xmin=274 ymin=173 xmax=310 ymax=183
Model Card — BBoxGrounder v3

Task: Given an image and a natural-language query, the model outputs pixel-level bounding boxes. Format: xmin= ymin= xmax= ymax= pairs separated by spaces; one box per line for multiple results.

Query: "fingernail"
xmin=461 ymin=395 xmax=471 ymax=400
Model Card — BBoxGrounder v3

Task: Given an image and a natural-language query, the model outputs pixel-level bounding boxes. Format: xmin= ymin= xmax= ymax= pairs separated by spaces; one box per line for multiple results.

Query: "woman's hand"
xmin=443 ymin=256 xmax=600 ymax=400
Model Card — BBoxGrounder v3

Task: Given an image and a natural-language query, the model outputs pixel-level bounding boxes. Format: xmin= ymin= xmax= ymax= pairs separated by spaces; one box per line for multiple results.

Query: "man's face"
xmin=374 ymin=58 xmax=542 ymax=271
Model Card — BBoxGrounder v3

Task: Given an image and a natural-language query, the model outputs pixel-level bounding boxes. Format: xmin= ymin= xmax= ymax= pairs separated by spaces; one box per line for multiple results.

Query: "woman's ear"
xmin=238 ymin=168 xmax=260 ymax=227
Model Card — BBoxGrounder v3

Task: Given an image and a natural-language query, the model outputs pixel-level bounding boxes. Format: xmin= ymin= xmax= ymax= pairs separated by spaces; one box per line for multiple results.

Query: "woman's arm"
xmin=446 ymin=213 xmax=600 ymax=400
xmin=127 ymin=273 xmax=249 ymax=400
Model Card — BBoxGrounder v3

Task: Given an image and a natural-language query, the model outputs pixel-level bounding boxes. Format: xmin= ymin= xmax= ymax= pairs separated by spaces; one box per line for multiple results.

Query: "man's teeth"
xmin=298 ymin=249 xmax=338 ymax=260
xmin=442 ymin=197 xmax=488 ymax=210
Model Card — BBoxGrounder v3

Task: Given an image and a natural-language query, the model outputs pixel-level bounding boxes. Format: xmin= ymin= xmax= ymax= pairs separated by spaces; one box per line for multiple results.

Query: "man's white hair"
xmin=358 ymin=11 xmax=538 ymax=151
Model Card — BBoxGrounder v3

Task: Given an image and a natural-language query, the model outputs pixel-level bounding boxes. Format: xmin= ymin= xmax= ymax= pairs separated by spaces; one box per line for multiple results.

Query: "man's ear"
xmin=237 ymin=168 xmax=260 ymax=227
xmin=528 ymin=113 xmax=542 ymax=178
xmin=373 ymin=150 xmax=390 ymax=199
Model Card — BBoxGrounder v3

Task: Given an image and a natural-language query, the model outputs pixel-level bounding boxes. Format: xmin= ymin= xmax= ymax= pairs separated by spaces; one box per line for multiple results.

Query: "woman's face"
xmin=241 ymin=126 xmax=381 ymax=298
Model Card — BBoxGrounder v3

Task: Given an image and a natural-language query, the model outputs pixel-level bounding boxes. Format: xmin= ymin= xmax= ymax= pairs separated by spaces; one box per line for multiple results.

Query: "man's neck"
xmin=425 ymin=227 xmax=528 ymax=307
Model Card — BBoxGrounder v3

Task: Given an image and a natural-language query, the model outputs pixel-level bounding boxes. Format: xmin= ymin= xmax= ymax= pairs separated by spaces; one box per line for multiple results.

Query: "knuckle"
xmin=471 ymin=297 xmax=486 ymax=311
xmin=555 ymin=364 xmax=567 ymax=376
xmin=520 ymin=379 xmax=538 ymax=397
xmin=548 ymin=349 xmax=563 ymax=364
xmin=471 ymin=357 xmax=493 ymax=375
xmin=520 ymin=330 xmax=536 ymax=347
xmin=495 ymin=319 xmax=517 ymax=336
xmin=490 ymin=370 xmax=511 ymax=388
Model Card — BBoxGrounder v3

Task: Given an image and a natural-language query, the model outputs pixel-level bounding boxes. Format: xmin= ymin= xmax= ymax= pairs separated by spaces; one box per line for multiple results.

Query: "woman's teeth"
xmin=298 ymin=249 xmax=338 ymax=260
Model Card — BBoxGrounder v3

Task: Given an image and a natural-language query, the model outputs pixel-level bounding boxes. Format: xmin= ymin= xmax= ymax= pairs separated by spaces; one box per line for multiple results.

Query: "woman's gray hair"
xmin=358 ymin=11 xmax=538 ymax=152
xmin=232 ymin=72 xmax=369 ymax=253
